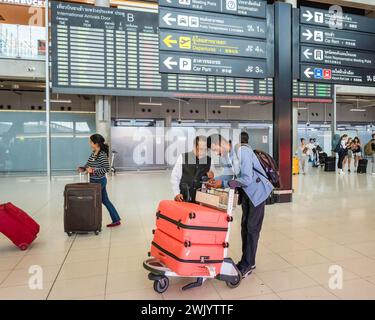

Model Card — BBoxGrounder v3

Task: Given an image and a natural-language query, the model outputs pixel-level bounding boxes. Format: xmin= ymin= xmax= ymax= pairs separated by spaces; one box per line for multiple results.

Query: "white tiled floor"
xmin=1 ymin=169 xmax=375 ymax=300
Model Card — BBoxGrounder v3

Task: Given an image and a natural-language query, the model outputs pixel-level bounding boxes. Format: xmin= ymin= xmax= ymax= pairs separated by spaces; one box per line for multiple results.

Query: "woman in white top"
xmin=299 ymin=138 xmax=310 ymax=174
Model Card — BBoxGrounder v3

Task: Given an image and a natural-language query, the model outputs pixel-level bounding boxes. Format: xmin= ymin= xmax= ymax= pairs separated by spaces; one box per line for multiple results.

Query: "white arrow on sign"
xmin=162 ymin=13 xmax=176 ymax=26
xmin=302 ymin=10 xmax=313 ymax=22
xmin=163 ymin=57 xmax=178 ymax=70
xmin=302 ymin=29 xmax=313 ymax=41
xmin=303 ymin=48 xmax=312 ymax=59
xmin=304 ymin=68 xmax=314 ymax=79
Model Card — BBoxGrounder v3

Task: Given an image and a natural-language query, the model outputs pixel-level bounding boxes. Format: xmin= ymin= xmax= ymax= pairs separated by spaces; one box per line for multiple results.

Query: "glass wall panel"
xmin=0 ymin=111 xmax=95 ymax=173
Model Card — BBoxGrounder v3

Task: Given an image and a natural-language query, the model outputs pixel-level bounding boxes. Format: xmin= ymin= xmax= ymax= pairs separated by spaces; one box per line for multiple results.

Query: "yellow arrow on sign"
xmin=163 ymin=35 xmax=177 ymax=48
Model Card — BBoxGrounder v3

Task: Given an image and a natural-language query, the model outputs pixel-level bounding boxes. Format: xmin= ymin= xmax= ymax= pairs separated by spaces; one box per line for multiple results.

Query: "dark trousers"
xmin=239 ymin=192 xmax=265 ymax=268
xmin=337 ymin=150 xmax=346 ymax=169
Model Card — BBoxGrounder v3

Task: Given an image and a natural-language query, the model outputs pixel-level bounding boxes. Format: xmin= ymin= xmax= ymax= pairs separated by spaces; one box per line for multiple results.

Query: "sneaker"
xmin=241 ymin=266 xmax=254 ymax=279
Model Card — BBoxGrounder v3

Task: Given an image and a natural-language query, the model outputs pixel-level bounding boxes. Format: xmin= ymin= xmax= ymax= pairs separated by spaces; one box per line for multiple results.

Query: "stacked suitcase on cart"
xmin=146 ymin=187 xmax=243 ymax=292
xmin=150 ymin=199 xmax=232 ymax=278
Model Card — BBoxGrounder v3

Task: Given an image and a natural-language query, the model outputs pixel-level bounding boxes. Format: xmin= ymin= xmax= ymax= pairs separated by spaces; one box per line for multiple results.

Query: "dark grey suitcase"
xmin=357 ymin=159 xmax=368 ymax=174
xmin=64 ymin=182 xmax=102 ymax=236
xmin=324 ymin=157 xmax=336 ymax=172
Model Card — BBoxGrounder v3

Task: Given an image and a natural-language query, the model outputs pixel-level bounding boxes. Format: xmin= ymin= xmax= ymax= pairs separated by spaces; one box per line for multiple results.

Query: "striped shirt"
xmin=85 ymin=150 xmax=110 ymax=179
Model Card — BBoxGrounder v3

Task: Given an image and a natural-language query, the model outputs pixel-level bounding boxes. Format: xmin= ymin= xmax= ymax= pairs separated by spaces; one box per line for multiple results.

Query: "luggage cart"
xmin=110 ymin=150 xmax=118 ymax=175
xmin=143 ymin=182 xmax=243 ymax=293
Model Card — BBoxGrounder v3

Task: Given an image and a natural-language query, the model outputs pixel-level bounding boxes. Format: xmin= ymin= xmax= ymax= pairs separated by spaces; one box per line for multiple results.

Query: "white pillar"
xmin=45 ymin=0 xmax=51 ymax=180
xmin=292 ymin=103 xmax=298 ymax=155
xmin=95 ymin=0 xmax=111 ymax=145
xmin=331 ymin=85 xmax=337 ymax=156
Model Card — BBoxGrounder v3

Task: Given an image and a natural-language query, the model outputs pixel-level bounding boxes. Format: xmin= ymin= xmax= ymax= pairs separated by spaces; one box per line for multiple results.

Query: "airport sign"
xmin=159 ymin=0 xmax=267 ymax=18
xmin=159 ymin=30 xmax=266 ymax=58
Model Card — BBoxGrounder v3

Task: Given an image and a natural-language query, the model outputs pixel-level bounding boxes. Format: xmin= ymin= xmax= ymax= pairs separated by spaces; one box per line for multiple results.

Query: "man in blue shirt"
xmin=208 ymin=134 xmax=273 ymax=278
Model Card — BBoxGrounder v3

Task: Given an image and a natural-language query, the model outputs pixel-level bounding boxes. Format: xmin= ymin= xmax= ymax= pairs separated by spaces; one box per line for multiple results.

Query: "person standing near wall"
xmin=364 ymin=133 xmax=375 ymax=175
xmin=299 ymin=138 xmax=309 ymax=174
xmin=336 ymin=134 xmax=348 ymax=175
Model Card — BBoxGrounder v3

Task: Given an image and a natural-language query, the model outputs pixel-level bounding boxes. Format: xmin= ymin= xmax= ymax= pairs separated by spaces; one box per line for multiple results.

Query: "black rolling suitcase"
xmin=357 ymin=159 xmax=368 ymax=174
xmin=319 ymin=152 xmax=328 ymax=166
xmin=324 ymin=157 xmax=336 ymax=172
xmin=64 ymin=175 xmax=102 ymax=236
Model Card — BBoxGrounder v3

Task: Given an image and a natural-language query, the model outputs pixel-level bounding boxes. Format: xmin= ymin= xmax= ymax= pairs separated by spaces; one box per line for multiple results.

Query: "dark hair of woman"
xmin=90 ymin=134 xmax=109 ymax=157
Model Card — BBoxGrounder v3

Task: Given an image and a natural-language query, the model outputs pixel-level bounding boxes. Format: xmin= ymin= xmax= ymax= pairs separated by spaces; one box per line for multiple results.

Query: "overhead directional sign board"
xmin=298 ymin=6 xmax=375 ymax=87
xmin=300 ymin=6 xmax=375 ymax=34
xmin=159 ymin=0 xmax=267 ymax=18
xmin=160 ymin=30 xmax=266 ymax=58
xmin=159 ymin=7 xmax=267 ymax=39
xmin=301 ymin=64 xmax=375 ymax=86
xmin=160 ymin=52 xmax=268 ymax=78
xmin=158 ymin=0 xmax=270 ymax=79
xmin=300 ymin=45 xmax=375 ymax=69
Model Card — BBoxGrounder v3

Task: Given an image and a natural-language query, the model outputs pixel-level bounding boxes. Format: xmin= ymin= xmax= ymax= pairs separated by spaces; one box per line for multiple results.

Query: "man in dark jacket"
xmin=171 ymin=136 xmax=213 ymax=202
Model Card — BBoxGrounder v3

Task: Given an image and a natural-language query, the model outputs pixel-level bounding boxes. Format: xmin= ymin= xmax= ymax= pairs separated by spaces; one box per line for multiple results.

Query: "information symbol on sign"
xmin=226 ymin=0 xmax=238 ymax=11
xmin=314 ymin=68 xmax=323 ymax=79
xmin=180 ymin=58 xmax=192 ymax=71
xmin=314 ymin=31 xmax=324 ymax=42
xmin=314 ymin=12 xmax=324 ymax=24
xmin=314 ymin=49 xmax=324 ymax=61
xmin=323 ymin=69 xmax=332 ymax=80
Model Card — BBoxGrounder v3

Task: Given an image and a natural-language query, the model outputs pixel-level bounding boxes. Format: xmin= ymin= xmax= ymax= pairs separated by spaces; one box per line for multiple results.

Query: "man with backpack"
xmin=364 ymin=133 xmax=375 ymax=175
xmin=207 ymin=134 xmax=274 ymax=279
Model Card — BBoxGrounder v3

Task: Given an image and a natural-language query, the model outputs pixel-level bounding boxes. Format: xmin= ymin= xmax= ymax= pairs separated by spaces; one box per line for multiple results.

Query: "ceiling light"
xmin=220 ymin=105 xmax=241 ymax=108
xmin=138 ymin=102 xmax=163 ymax=106
xmin=44 ymin=99 xmax=72 ymax=103
xmin=349 ymin=108 xmax=366 ymax=112
xmin=138 ymin=97 xmax=162 ymax=106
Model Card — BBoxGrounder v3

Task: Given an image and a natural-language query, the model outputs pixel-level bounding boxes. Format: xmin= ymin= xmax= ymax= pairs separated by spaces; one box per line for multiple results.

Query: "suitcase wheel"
xmin=227 ymin=216 xmax=233 ymax=222
xmin=94 ymin=230 xmax=100 ymax=235
xmin=223 ymin=242 xmax=229 ymax=248
xmin=226 ymin=271 xmax=242 ymax=289
xmin=66 ymin=232 xmax=73 ymax=237
xmin=153 ymin=276 xmax=169 ymax=294
xmin=19 ymin=243 xmax=29 ymax=251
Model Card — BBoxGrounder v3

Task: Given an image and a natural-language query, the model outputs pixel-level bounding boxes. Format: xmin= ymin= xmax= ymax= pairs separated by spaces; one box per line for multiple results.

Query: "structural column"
xmin=95 ymin=0 xmax=111 ymax=144
xmin=286 ymin=0 xmax=298 ymax=158
xmin=273 ymin=2 xmax=293 ymax=202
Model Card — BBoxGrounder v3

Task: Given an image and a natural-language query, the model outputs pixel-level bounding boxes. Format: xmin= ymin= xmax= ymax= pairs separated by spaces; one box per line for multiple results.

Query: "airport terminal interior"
xmin=1 ymin=0 xmax=375 ymax=301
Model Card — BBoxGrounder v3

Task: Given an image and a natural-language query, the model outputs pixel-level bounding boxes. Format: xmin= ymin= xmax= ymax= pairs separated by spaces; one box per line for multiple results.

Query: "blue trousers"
xmin=90 ymin=177 xmax=121 ymax=223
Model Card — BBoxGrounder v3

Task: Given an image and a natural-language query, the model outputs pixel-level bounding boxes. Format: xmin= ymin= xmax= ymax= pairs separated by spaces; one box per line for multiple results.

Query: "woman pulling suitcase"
xmin=79 ymin=134 xmax=122 ymax=228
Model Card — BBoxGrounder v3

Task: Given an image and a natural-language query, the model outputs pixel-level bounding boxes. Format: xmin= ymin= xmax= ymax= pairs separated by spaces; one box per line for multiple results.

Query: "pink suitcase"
xmin=151 ymin=228 xmax=224 ymax=277
xmin=0 ymin=202 xmax=40 ymax=250
xmin=156 ymin=200 xmax=230 ymax=246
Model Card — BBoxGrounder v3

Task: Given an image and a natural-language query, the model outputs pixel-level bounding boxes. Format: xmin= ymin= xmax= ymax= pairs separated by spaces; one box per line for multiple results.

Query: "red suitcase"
xmin=156 ymin=200 xmax=229 ymax=245
xmin=150 ymin=228 xmax=224 ymax=277
xmin=0 ymin=202 xmax=40 ymax=250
